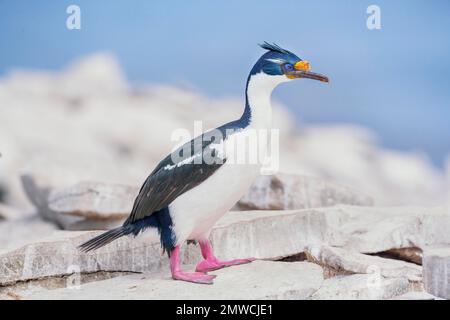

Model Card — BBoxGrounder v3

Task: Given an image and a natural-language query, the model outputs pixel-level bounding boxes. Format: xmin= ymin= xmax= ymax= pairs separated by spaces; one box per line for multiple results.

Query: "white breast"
xmin=168 ymin=72 xmax=287 ymax=244
xmin=169 ymin=130 xmax=262 ymax=243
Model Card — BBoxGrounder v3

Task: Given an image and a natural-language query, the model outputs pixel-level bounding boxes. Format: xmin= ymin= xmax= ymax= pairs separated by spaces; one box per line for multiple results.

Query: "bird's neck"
xmin=240 ymin=73 xmax=285 ymax=129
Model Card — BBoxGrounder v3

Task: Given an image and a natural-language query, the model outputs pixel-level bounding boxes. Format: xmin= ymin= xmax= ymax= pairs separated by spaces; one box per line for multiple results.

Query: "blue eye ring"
xmin=284 ymin=63 xmax=294 ymax=71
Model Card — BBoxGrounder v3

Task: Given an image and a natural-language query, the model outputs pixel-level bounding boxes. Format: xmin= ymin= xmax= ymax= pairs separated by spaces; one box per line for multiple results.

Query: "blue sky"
xmin=1 ymin=0 xmax=449 ymax=166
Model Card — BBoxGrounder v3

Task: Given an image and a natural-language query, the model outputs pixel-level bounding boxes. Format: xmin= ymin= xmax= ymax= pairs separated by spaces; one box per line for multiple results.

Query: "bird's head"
xmin=250 ymin=42 xmax=329 ymax=84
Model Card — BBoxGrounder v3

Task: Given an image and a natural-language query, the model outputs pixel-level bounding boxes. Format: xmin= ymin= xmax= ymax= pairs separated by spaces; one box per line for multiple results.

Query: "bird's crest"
xmin=259 ymin=42 xmax=294 ymax=56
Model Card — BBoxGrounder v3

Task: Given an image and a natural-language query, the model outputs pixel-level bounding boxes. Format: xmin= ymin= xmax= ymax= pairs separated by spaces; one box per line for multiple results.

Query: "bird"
xmin=79 ymin=42 xmax=329 ymax=284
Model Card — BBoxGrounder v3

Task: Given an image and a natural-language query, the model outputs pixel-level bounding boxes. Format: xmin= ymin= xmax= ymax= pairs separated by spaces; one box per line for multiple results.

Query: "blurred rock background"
xmin=0 ymin=53 xmax=448 ymax=214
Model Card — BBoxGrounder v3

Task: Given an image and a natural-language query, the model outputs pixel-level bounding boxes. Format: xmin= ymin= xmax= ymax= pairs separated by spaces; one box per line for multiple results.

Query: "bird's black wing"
xmin=125 ymin=130 xmax=227 ymax=224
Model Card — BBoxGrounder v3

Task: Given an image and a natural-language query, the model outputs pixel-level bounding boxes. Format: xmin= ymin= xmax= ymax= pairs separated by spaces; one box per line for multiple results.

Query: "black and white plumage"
xmin=79 ymin=124 xmax=237 ymax=253
xmin=79 ymin=43 xmax=328 ymax=284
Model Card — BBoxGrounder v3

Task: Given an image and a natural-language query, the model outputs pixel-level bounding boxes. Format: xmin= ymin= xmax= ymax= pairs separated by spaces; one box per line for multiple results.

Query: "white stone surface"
xmin=423 ymin=246 xmax=450 ymax=299
xmin=0 ymin=203 xmax=24 ymax=220
xmin=23 ymin=261 xmax=324 ymax=300
xmin=314 ymin=205 xmax=450 ymax=253
xmin=2 ymin=206 xmax=450 ymax=286
xmin=390 ymin=291 xmax=441 ymax=300
xmin=211 ymin=205 xmax=450 ymax=262
xmin=306 ymin=245 xmax=422 ymax=281
xmin=0 ymin=230 xmax=164 ymax=286
xmin=0 ymin=216 xmax=57 ymax=252
xmin=47 ymin=181 xmax=138 ymax=230
xmin=310 ymin=274 xmax=409 ymax=300
xmin=237 ymin=173 xmax=373 ymax=210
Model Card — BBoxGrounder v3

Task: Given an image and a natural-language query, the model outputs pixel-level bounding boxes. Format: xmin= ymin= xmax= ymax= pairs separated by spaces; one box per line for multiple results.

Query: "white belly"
xmin=166 ymin=71 xmax=282 ymax=244
xmin=169 ymin=130 xmax=264 ymax=243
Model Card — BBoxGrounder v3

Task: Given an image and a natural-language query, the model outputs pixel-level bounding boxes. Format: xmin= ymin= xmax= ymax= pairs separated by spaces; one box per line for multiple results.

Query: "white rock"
xmin=213 ymin=205 xmax=448 ymax=259
xmin=58 ymin=53 xmax=128 ymax=98
xmin=23 ymin=261 xmax=324 ymax=300
xmin=317 ymin=205 xmax=450 ymax=253
xmin=0 ymin=209 xmax=315 ymax=285
xmin=2 ymin=206 xmax=450 ymax=286
xmin=237 ymin=173 xmax=373 ymax=210
xmin=0 ymin=230 xmax=164 ymax=286
xmin=390 ymin=291 xmax=442 ymax=300
xmin=214 ymin=205 xmax=450 ymax=261
xmin=0 ymin=203 xmax=24 ymax=220
xmin=20 ymin=157 xmax=144 ymax=220
xmin=310 ymin=274 xmax=409 ymax=300
xmin=0 ymin=216 xmax=57 ymax=253
xmin=21 ymin=169 xmax=140 ymax=229
xmin=0 ymin=208 xmax=330 ymax=285
xmin=306 ymin=245 xmax=422 ymax=281
xmin=423 ymin=246 xmax=450 ymax=299
xmin=47 ymin=181 xmax=138 ymax=230
xmin=286 ymin=126 xmax=447 ymax=206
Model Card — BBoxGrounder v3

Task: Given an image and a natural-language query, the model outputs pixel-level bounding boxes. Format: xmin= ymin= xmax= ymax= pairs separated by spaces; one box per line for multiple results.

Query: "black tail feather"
xmin=78 ymin=207 xmax=175 ymax=254
xmin=78 ymin=227 xmax=127 ymax=252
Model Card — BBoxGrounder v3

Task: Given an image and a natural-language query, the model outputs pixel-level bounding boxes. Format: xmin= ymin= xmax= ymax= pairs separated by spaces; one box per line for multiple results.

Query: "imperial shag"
xmin=79 ymin=42 xmax=329 ymax=284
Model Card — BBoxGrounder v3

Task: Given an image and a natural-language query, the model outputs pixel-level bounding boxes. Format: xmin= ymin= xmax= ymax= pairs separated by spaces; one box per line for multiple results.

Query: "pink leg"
xmin=195 ymin=239 xmax=256 ymax=273
xmin=170 ymin=245 xmax=216 ymax=284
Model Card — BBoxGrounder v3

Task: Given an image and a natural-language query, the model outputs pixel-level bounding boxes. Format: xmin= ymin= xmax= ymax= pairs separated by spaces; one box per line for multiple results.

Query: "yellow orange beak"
xmin=294 ymin=60 xmax=311 ymax=72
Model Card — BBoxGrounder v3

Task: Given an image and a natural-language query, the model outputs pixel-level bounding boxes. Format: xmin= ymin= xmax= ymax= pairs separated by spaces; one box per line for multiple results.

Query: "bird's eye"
xmin=284 ymin=64 xmax=294 ymax=71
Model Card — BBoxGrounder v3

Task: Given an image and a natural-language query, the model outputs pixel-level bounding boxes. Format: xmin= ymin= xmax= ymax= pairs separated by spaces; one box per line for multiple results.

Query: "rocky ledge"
xmin=23 ymin=261 xmax=324 ymax=300
xmin=1 ymin=202 xmax=448 ymax=300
